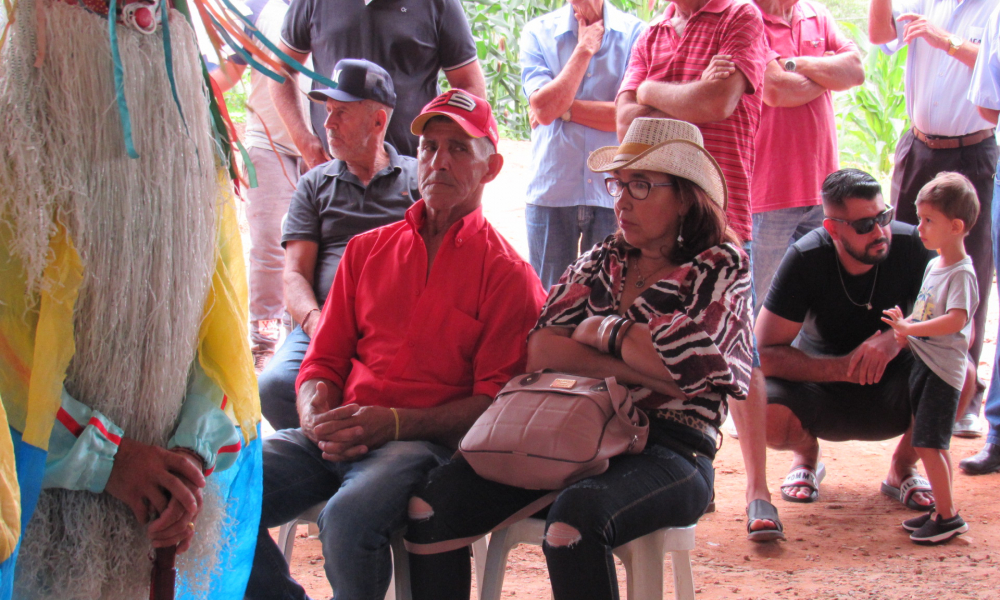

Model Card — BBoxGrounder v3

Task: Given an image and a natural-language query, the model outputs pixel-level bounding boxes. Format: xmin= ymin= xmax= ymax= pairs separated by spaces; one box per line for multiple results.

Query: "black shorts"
xmin=765 ymin=351 xmax=914 ymax=441
xmin=909 ymin=355 xmax=960 ymax=450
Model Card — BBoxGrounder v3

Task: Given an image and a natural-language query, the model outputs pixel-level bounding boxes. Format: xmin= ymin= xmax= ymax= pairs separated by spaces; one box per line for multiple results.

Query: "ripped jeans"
xmin=404 ymin=422 xmax=715 ymax=600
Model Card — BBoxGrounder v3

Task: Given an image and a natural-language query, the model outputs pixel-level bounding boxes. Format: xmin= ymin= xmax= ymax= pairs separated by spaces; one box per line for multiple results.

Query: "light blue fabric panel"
xmin=0 ymin=430 xmax=48 ymax=600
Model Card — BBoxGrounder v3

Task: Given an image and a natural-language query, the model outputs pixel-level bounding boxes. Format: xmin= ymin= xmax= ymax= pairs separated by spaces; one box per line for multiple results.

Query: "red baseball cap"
xmin=410 ymin=89 xmax=499 ymax=148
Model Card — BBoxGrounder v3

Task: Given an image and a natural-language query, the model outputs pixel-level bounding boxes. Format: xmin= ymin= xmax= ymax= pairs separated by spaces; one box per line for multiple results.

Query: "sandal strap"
xmin=781 ymin=467 xmax=818 ymax=490
xmin=900 ymin=475 xmax=932 ymax=503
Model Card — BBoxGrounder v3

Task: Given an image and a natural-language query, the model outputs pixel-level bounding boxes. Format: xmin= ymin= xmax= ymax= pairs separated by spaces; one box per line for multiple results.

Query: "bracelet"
xmin=597 ymin=315 xmax=619 ymax=353
xmin=613 ymin=319 xmax=634 ymax=359
xmin=606 ymin=317 xmax=627 ymax=358
xmin=389 ymin=407 xmax=400 ymax=441
xmin=303 ymin=308 xmax=321 ymax=329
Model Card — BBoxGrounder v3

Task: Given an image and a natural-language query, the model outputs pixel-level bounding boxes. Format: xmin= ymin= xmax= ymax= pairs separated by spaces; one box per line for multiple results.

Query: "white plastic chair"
xmin=479 ymin=517 xmax=697 ymax=600
xmin=277 ymin=502 xmax=488 ymax=600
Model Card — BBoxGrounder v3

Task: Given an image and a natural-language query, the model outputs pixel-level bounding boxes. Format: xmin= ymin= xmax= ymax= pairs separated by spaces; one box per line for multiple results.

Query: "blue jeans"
xmin=751 ymin=205 xmax=825 ymax=315
xmin=986 ymin=172 xmax=1000 ymax=446
xmin=526 ymin=204 xmax=618 ymax=290
xmin=258 ymin=326 xmax=311 ymax=431
xmin=246 ymin=429 xmax=453 ymax=600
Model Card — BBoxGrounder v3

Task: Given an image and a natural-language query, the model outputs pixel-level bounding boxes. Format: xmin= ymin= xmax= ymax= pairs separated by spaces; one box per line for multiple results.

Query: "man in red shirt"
xmin=615 ymin=0 xmax=781 ymax=542
xmin=246 ymin=89 xmax=547 ymax=600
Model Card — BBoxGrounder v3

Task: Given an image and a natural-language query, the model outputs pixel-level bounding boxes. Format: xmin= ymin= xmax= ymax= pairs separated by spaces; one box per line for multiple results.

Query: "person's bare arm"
xmin=269 ymin=43 xmax=329 ymax=168
xmin=444 ymin=61 xmax=487 ymax=100
xmin=793 ymin=51 xmax=865 ymax=91
xmin=634 ymin=67 xmax=748 ymax=125
xmin=979 ymin=106 xmax=1000 ymax=124
xmin=283 ymin=240 xmax=322 ymax=337
xmin=529 ymin=15 xmax=604 ymax=126
xmin=762 ymin=59 xmax=827 ymax=108
xmin=568 ymin=100 xmax=617 ymax=132
xmin=755 ymin=307 xmax=851 ymax=382
xmin=615 ymin=90 xmax=670 ymax=140
xmin=210 ymin=60 xmax=247 ymax=93
xmin=868 ymin=0 xmax=898 ymax=45
xmin=898 ymin=13 xmax=979 ymax=68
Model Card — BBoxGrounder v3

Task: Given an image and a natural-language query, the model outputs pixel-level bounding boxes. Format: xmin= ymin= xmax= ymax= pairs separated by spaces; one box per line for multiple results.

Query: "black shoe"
xmin=959 ymin=443 xmax=1000 ymax=475
xmin=909 ymin=513 xmax=968 ymax=544
xmin=901 ymin=511 xmax=933 ymax=532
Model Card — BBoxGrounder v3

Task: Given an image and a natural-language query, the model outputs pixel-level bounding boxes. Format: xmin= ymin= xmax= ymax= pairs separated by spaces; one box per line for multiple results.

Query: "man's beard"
xmin=842 ymin=235 xmax=891 ymax=265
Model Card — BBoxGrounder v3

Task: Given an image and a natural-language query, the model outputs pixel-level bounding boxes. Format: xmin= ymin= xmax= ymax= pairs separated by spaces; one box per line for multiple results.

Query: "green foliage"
xmin=223 ymin=69 xmax=251 ymax=124
xmin=835 ymin=21 xmax=909 ymax=181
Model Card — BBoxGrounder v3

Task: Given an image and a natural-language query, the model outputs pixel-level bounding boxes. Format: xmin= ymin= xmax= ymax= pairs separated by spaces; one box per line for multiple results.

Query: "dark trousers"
xmin=405 ymin=435 xmax=714 ymax=600
xmin=891 ymin=129 xmax=998 ymax=415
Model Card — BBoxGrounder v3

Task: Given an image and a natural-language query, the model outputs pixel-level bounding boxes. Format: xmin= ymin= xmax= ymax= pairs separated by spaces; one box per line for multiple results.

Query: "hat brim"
xmin=410 ymin=111 xmax=488 ymax=142
xmin=587 ymin=139 xmax=728 ymax=211
xmin=307 ymin=88 xmax=364 ymax=104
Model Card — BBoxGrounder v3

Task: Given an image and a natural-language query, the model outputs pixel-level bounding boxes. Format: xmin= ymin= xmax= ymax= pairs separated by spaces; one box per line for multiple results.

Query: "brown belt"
xmin=912 ymin=127 xmax=995 ymax=150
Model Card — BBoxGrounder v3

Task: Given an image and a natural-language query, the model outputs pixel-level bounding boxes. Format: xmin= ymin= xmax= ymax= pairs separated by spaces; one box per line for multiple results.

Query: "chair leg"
xmin=390 ymin=533 xmax=410 ymax=600
xmin=479 ymin=528 xmax=517 ymax=600
xmin=472 ymin=536 xmax=489 ymax=595
xmin=616 ymin=531 xmax=665 ymax=600
xmin=277 ymin=521 xmax=299 ymax=563
xmin=669 ymin=550 xmax=696 ymax=600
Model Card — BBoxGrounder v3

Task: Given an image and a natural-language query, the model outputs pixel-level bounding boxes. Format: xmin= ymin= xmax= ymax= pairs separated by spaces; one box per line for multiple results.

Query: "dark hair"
xmin=614 ymin=175 xmax=740 ymax=263
xmin=821 ymin=168 xmax=882 ymax=207
xmin=915 ymin=171 xmax=980 ymax=232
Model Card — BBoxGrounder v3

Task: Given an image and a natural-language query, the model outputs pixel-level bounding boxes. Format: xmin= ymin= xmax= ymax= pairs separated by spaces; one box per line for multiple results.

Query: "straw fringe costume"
xmin=0 ymin=1 xmax=262 ymax=598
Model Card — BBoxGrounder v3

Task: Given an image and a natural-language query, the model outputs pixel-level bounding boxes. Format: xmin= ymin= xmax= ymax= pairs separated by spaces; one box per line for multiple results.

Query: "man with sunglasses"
xmin=756 ymin=168 xmax=939 ymax=511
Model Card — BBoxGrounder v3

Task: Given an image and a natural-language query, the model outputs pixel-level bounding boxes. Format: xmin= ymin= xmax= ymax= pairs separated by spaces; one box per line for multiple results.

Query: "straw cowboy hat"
xmin=588 ymin=118 xmax=728 ymax=211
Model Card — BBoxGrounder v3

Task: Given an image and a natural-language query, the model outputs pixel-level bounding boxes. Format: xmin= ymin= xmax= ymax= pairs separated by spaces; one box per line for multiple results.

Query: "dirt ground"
xmin=262 ymin=140 xmax=1000 ymax=600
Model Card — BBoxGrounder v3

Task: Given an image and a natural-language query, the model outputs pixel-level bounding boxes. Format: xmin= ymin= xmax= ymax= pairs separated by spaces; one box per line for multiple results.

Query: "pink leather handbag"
xmin=459 ymin=372 xmax=650 ymax=490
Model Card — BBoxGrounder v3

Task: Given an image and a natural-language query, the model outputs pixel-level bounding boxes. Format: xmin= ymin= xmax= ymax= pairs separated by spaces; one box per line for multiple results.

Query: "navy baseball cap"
xmin=308 ymin=59 xmax=396 ymax=108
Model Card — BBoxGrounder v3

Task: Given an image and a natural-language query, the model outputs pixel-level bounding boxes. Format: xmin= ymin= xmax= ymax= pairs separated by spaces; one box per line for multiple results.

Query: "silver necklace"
xmin=835 ymin=256 xmax=878 ymax=310
xmin=632 ymin=256 xmax=669 ymax=289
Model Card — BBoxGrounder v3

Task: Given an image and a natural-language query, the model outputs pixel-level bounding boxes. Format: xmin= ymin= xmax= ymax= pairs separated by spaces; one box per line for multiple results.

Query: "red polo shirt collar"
xmin=664 ymin=0 xmax=734 ymax=20
xmin=403 ymin=200 xmax=487 ymax=248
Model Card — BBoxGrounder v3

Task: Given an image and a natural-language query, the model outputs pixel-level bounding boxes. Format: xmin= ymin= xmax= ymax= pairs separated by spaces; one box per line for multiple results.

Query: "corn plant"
xmin=835 ymin=21 xmax=909 ymax=181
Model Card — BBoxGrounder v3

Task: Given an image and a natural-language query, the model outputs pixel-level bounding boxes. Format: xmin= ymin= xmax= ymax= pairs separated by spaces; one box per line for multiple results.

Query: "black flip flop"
xmin=747 ymin=499 xmax=786 ymax=542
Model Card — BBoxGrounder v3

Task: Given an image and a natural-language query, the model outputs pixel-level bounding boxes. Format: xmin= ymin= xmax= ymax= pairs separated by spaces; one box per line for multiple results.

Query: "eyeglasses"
xmin=605 ymin=177 xmax=675 ymax=201
xmin=825 ymin=207 xmax=895 ymax=235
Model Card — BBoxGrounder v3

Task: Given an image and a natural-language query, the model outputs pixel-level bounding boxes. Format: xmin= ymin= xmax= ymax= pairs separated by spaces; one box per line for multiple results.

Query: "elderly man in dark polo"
xmin=257 ymin=58 xmax=419 ymax=431
xmin=247 ymin=89 xmax=548 ymax=600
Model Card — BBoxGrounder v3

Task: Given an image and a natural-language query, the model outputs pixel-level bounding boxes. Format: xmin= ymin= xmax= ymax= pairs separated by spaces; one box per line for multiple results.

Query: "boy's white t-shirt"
xmin=908 ymin=256 xmax=979 ymax=391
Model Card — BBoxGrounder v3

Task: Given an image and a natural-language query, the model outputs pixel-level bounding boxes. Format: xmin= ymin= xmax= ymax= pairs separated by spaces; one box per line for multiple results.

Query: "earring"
xmin=677 ymin=215 xmax=685 ymax=248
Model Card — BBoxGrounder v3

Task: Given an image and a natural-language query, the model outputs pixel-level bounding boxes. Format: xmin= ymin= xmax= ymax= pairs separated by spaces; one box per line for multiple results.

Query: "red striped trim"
xmin=56 ymin=407 xmax=85 ymax=437
xmin=88 ymin=417 xmax=122 ymax=445
xmin=220 ymin=394 xmax=228 ymax=410
xmin=218 ymin=440 xmax=242 ymax=454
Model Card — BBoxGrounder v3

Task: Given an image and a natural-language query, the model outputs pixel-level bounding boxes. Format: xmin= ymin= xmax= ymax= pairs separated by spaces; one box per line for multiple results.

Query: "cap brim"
xmin=587 ymin=139 xmax=728 ymax=211
xmin=410 ymin=111 xmax=487 ymax=140
xmin=307 ymin=88 xmax=365 ymax=104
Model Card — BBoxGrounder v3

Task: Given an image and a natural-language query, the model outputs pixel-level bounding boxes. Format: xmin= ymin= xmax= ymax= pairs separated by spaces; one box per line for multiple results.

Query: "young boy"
xmin=882 ymin=172 xmax=980 ymax=544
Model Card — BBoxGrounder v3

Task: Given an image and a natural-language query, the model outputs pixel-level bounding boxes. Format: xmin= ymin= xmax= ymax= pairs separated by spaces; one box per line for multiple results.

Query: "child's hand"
xmin=881 ymin=306 xmax=911 ymax=342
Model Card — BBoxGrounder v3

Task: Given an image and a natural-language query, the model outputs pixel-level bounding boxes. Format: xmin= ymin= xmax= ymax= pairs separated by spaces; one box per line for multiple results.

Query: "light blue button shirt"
xmin=968 ymin=4 xmax=1000 ymax=112
xmin=521 ymin=4 xmax=646 ymax=208
xmin=881 ymin=0 xmax=993 ymax=136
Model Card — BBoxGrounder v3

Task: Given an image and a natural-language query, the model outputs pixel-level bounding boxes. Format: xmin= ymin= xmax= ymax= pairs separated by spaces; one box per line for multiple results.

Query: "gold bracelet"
xmin=389 ymin=407 xmax=400 ymax=441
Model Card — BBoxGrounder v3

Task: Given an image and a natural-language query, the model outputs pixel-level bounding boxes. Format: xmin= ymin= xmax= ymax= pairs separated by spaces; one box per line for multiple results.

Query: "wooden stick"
xmin=149 ymin=546 xmax=177 ymax=600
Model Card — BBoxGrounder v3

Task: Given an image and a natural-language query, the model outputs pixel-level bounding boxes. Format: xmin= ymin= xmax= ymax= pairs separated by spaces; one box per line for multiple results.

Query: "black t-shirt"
xmin=763 ymin=222 xmax=936 ymax=357
xmin=281 ymin=0 xmax=478 ymax=157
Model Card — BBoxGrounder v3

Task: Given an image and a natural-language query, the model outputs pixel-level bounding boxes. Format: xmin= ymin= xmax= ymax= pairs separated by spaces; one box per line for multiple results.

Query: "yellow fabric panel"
xmin=198 ymin=182 xmax=261 ymax=443
xmin=24 ymin=223 xmax=82 ymax=448
xmin=0 ymin=393 xmax=22 ymax=563
xmin=0 ymin=219 xmax=82 ymax=451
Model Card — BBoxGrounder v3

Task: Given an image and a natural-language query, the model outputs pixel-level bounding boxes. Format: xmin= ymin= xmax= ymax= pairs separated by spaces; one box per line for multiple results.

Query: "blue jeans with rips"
xmin=245 ymin=429 xmax=452 ymax=600
xmin=526 ymin=204 xmax=618 ymax=290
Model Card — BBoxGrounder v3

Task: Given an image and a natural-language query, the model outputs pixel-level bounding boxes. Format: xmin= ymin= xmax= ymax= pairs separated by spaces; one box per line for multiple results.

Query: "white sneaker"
xmin=953 ymin=413 xmax=982 ymax=438
xmin=723 ymin=415 xmax=739 ymax=439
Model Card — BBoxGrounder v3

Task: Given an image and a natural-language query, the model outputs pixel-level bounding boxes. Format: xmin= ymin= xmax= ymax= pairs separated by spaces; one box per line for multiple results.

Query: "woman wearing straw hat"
xmin=405 ymin=118 xmax=755 ymax=600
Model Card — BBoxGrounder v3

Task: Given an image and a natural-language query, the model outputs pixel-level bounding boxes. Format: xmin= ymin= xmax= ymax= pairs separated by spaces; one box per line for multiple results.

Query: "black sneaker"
xmin=901 ymin=511 xmax=933 ymax=532
xmin=909 ymin=513 xmax=969 ymax=544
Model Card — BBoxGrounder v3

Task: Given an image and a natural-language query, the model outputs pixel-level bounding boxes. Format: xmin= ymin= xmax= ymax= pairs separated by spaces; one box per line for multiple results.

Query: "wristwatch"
xmin=947 ymin=35 xmax=963 ymax=56
xmin=783 ymin=58 xmax=797 ymax=72
xmin=560 ymin=109 xmax=572 ymax=122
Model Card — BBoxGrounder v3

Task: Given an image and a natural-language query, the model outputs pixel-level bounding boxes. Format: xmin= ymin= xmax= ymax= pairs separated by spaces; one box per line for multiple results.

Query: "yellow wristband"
xmin=389 ymin=407 xmax=400 ymax=441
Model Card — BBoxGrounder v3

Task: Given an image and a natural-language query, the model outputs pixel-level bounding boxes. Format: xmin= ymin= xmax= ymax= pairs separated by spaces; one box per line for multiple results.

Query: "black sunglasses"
xmin=826 ymin=207 xmax=895 ymax=235
xmin=605 ymin=177 xmax=675 ymax=201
